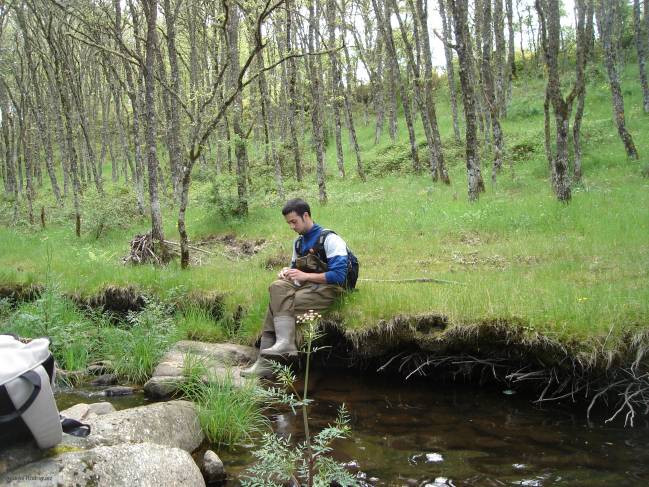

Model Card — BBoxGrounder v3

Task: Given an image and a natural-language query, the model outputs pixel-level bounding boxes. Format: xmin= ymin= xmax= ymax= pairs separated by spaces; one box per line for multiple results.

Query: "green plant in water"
xmin=102 ymin=298 xmax=177 ymax=383
xmin=180 ymin=354 xmax=270 ymax=448
xmin=242 ymin=310 xmax=358 ymax=487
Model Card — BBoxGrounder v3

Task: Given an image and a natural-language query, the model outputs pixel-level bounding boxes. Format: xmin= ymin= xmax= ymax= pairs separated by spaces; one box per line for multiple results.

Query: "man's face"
xmin=284 ymin=211 xmax=312 ymax=235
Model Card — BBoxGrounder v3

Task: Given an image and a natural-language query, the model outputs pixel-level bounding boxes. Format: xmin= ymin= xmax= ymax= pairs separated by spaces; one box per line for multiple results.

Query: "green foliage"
xmin=1 ymin=289 xmax=103 ymax=373
xmin=208 ymin=172 xmax=246 ymax=220
xmin=242 ymin=312 xmax=358 ymax=487
xmin=180 ymin=363 xmax=270 ymax=448
xmin=101 ymin=298 xmax=177 ymax=383
xmin=176 ymin=305 xmax=224 ymax=342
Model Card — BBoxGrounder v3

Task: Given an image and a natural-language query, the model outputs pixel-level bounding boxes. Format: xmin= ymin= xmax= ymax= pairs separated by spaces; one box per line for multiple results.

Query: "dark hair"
xmin=282 ymin=198 xmax=311 ymax=217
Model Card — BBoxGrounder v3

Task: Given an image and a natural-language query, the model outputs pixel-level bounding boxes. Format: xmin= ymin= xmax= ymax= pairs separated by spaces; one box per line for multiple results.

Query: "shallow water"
xmin=219 ymin=370 xmax=649 ymax=487
xmin=56 ymin=372 xmax=649 ymax=486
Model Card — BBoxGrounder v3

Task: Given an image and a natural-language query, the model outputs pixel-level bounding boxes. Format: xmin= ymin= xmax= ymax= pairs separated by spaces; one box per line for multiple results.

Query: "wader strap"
xmin=0 ymin=370 xmax=42 ymax=424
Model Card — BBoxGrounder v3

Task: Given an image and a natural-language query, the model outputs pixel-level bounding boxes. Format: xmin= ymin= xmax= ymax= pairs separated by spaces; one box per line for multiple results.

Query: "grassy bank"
xmin=1 ymin=63 xmax=648 ymax=368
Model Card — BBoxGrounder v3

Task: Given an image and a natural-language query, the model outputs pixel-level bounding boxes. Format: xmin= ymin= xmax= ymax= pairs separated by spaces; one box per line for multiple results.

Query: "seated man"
xmin=242 ymin=198 xmax=351 ymax=377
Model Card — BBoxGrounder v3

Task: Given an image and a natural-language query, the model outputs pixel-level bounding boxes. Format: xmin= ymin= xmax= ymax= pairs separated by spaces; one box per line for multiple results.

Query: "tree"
xmin=449 ymin=0 xmax=485 ymax=201
xmin=633 ymin=0 xmax=649 ymax=113
xmin=596 ymin=0 xmax=639 ymax=159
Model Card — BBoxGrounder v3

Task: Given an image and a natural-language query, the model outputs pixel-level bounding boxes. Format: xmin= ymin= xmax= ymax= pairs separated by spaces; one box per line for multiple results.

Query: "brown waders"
xmin=241 ymin=255 xmax=343 ymax=377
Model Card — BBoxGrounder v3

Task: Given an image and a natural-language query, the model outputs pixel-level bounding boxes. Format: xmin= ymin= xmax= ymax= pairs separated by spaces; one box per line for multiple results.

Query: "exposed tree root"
xmin=315 ymin=318 xmax=649 ymax=426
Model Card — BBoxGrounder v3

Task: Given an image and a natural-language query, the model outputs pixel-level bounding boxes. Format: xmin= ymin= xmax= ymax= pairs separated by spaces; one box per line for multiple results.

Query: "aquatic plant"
xmin=242 ymin=311 xmax=358 ymax=487
xmin=180 ymin=355 xmax=270 ymax=448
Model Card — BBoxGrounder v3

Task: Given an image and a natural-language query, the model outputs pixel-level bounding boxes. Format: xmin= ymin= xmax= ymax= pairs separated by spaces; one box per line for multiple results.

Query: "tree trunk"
xmin=226 ymin=3 xmax=250 ymax=215
xmin=505 ymin=0 xmax=516 ymax=104
xmin=372 ymin=0 xmax=420 ymax=172
xmin=341 ymin=41 xmax=366 ymax=181
xmin=308 ymin=0 xmax=328 ymax=204
xmin=162 ymin=0 xmax=183 ymax=202
xmin=284 ymin=0 xmax=303 ymax=182
xmin=494 ymin=0 xmax=507 ymax=116
xmin=326 ymin=0 xmax=346 ymax=178
xmin=481 ymin=0 xmax=505 ymax=183
xmin=449 ymin=0 xmax=485 ymax=201
xmin=142 ymin=0 xmax=167 ymax=260
xmin=537 ymin=0 xmax=571 ymax=201
xmin=633 ymin=0 xmax=649 ymax=113
xmin=597 ymin=0 xmax=639 ymax=159
xmin=438 ymin=0 xmax=462 ymax=143
xmin=572 ymin=0 xmax=594 ymax=182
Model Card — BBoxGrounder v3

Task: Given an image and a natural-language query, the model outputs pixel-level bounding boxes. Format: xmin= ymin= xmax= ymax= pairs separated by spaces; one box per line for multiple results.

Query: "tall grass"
xmin=180 ymin=359 xmax=270 ymax=448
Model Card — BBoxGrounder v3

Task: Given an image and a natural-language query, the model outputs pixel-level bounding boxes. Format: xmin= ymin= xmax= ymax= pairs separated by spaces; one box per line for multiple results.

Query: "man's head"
xmin=282 ymin=198 xmax=313 ymax=235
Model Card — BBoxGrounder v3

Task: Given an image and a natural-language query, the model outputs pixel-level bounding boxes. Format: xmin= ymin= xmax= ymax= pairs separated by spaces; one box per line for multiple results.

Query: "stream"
xmin=57 ymin=371 xmax=649 ymax=486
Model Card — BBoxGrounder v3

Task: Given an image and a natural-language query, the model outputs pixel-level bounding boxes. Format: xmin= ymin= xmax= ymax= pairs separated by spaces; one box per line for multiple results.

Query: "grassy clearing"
xmin=1 ymin=63 xmax=648 ymax=360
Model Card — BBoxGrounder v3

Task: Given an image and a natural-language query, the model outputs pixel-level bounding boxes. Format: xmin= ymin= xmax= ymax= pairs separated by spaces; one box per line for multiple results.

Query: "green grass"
xmin=1 ymin=58 xmax=648 ymax=358
xmin=180 ymin=364 xmax=270 ymax=448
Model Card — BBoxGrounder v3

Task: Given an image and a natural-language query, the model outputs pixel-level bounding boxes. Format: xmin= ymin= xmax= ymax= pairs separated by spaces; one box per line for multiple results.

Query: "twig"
xmin=163 ymin=239 xmax=212 ymax=255
xmin=358 ymin=278 xmax=464 ymax=285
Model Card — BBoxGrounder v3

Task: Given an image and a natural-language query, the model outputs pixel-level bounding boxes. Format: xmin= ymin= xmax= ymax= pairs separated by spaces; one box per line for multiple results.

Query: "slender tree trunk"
xmin=597 ymin=0 xmax=639 ymax=159
xmin=449 ymin=0 xmax=485 ymax=200
xmin=285 ymin=0 xmax=303 ymax=182
xmin=374 ymin=38 xmax=386 ymax=144
xmin=633 ymin=0 xmax=649 ymax=112
xmin=308 ymin=0 xmax=328 ymax=203
xmin=162 ymin=0 xmax=183 ymax=202
xmin=505 ymin=0 xmax=516 ymax=106
xmin=516 ymin=0 xmax=526 ymax=66
xmin=142 ymin=0 xmax=167 ymax=259
xmin=342 ymin=42 xmax=366 ymax=181
xmin=494 ymin=0 xmax=507 ymax=116
xmin=481 ymin=0 xmax=505 ymax=183
xmin=439 ymin=0 xmax=462 ymax=143
xmin=572 ymin=0 xmax=594 ymax=182
xmin=326 ymin=0 xmax=345 ymax=178
xmin=537 ymin=0 xmax=571 ymax=201
xmin=372 ymin=0 xmax=420 ymax=172
xmin=226 ymin=3 xmax=250 ymax=214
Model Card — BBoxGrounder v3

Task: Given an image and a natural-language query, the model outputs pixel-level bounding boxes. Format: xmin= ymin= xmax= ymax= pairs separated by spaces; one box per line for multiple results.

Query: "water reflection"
xmin=222 ymin=370 xmax=649 ymax=486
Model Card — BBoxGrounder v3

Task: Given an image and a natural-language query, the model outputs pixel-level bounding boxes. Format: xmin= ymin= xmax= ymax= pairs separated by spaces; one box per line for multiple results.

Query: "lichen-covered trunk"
xmin=633 ymin=0 xmax=649 ymax=113
xmin=162 ymin=0 xmax=183 ymax=202
xmin=143 ymin=0 xmax=166 ymax=258
xmin=284 ymin=0 xmax=303 ymax=182
xmin=226 ymin=5 xmax=249 ymax=214
xmin=599 ymin=1 xmax=639 ymax=159
xmin=374 ymin=39 xmax=386 ymax=144
xmin=438 ymin=0 xmax=462 ymax=144
xmin=326 ymin=0 xmax=345 ymax=178
xmin=372 ymin=0 xmax=419 ymax=172
xmin=494 ymin=0 xmax=507 ymax=117
xmin=308 ymin=0 xmax=327 ymax=204
xmin=341 ymin=44 xmax=366 ymax=181
xmin=505 ymin=0 xmax=516 ymax=106
xmin=449 ymin=0 xmax=484 ymax=201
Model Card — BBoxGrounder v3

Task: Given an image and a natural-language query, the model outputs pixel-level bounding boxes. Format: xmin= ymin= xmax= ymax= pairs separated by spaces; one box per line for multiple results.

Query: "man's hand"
xmin=278 ymin=267 xmax=291 ymax=280
xmin=283 ymin=268 xmax=309 ymax=283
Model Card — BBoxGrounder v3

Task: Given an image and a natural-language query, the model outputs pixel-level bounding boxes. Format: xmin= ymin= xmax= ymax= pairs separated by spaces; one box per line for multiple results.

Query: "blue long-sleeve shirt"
xmin=290 ymin=223 xmax=349 ymax=285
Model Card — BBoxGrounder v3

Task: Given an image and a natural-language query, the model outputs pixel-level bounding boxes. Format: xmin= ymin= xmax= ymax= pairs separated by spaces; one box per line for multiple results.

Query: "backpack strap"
xmin=0 ymin=370 xmax=42 ymax=424
xmin=315 ymin=229 xmax=335 ymax=262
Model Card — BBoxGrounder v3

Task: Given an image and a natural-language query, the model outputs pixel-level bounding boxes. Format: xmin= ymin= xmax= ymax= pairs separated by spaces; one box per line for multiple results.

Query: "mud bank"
xmin=313 ymin=316 xmax=649 ymax=425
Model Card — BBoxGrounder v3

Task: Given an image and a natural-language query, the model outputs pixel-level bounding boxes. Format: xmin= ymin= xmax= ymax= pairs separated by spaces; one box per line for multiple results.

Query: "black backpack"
xmin=295 ymin=229 xmax=359 ymax=290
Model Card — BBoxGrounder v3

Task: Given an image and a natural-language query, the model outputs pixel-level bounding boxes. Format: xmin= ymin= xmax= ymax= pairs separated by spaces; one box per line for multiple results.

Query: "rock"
xmin=0 ymin=400 xmax=203 ymax=475
xmin=143 ymin=376 xmax=184 ymax=399
xmin=60 ymin=402 xmax=116 ymax=422
xmin=103 ymin=386 xmax=135 ymax=396
xmin=202 ymin=450 xmax=226 ymax=484
xmin=80 ymin=400 xmax=204 ymax=451
xmin=90 ymin=374 xmax=118 ymax=386
xmin=86 ymin=361 xmax=113 ymax=376
xmin=0 ymin=442 xmax=205 ymax=487
xmin=144 ymin=341 xmax=257 ymax=400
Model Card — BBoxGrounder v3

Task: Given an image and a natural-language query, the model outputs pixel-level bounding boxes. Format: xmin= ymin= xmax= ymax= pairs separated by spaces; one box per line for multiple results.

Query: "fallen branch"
xmin=358 ymin=277 xmax=464 ymax=285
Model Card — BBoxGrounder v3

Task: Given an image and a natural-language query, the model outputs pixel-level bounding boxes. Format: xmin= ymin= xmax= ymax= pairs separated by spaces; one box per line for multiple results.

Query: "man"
xmin=242 ymin=198 xmax=350 ymax=377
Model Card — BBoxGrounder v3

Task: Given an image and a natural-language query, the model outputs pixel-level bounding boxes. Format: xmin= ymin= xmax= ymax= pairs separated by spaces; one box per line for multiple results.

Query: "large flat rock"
xmin=1 ymin=400 xmax=203 ymax=475
xmin=144 ymin=341 xmax=257 ymax=399
xmin=0 ymin=442 xmax=205 ymax=487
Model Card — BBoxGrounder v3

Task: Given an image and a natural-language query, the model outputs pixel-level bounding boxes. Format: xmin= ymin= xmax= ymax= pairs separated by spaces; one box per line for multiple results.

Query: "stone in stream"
xmin=90 ymin=373 xmax=118 ymax=386
xmin=144 ymin=341 xmax=257 ymax=400
xmin=0 ymin=442 xmax=205 ymax=487
xmin=0 ymin=400 xmax=204 ymax=475
xmin=202 ymin=450 xmax=226 ymax=485
xmin=103 ymin=386 xmax=135 ymax=396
